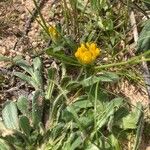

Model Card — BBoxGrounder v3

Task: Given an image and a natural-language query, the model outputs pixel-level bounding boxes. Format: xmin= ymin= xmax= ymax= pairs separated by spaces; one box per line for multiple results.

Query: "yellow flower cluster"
xmin=48 ymin=26 xmax=58 ymax=40
xmin=75 ymin=42 xmax=100 ymax=64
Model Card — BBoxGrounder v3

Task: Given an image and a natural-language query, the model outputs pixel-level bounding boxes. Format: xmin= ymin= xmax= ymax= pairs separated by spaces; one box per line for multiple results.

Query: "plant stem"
xmin=95 ymin=58 xmax=150 ymax=71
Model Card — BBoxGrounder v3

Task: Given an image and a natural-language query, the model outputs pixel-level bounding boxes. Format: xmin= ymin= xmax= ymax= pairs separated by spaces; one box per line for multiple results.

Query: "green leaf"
xmin=90 ymin=0 xmax=108 ymax=12
xmin=2 ymin=101 xmax=19 ymax=130
xmin=2 ymin=130 xmax=27 ymax=148
xmin=71 ymin=100 xmax=93 ymax=113
xmin=51 ymin=123 xmax=65 ymax=139
xmin=15 ymin=59 xmax=34 ymax=76
xmin=14 ymin=72 xmax=37 ymax=89
xmin=60 ymin=76 xmax=71 ymax=88
xmin=45 ymin=68 xmax=56 ymax=99
xmin=32 ymin=90 xmax=43 ymax=128
xmin=33 ymin=70 xmax=43 ymax=89
xmin=133 ymin=103 xmax=143 ymax=150
xmin=80 ymin=76 xmax=101 ymax=87
xmin=99 ymin=72 xmax=119 ymax=81
xmin=33 ymin=57 xmax=42 ymax=71
xmin=17 ymin=96 xmax=29 ymax=116
xmin=70 ymin=136 xmax=82 ymax=150
xmin=96 ymin=98 xmax=124 ymax=130
xmin=110 ymin=134 xmax=121 ymax=150
xmin=79 ymin=116 xmax=93 ymax=128
xmin=103 ymin=18 xmax=114 ymax=31
xmin=33 ymin=57 xmax=43 ymax=89
xmin=143 ymin=0 xmax=150 ymax=9
xmin=0 ymin=55 xmax=11 ymax=62
xmin=61 ymin=109 xmax=74 ymax=122
xmin=0 ymin=74 xmax=5 ymax=84
xmin=85 ymin=143 xmax=100 ymax=150
xmin=137 ymin=19 xmax=150 ymax=53
xmin=69 ymin=0 xmax=77 ymax=7
xmin=67 ymin=106 xmax=85 ymax=132
xmin=46 ymin=48 xmax=79 ymax=66
xmin=80 ymin=72 xmax=119 ymax=87
xmin=14 ymin=57 xmax=43 ymax=90
xmin=113 ymin=107 xmax=129 ymax=126
xmin=62 ymin=133 xmax=75 ymax=149
xmin=90 ymin=0 xmax=99 ymax=11
xmin=121 ymin=103 xmax=142 ymax=129
xmin=19 ymin=116 xmax=32 ymax=136
xmin=0 ymin=139 xmax=12 ymax=150
xmin=86 ymin=30 xmax=97 ymax=42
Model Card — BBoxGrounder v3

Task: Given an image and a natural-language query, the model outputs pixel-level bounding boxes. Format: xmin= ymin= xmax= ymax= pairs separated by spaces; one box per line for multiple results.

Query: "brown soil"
xmin=0 ymin=0 xmax=54 ymax=102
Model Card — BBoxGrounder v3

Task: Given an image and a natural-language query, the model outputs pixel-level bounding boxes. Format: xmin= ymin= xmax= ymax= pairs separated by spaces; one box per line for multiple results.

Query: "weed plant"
xmin=0 ymin=0 xmax=150 ymax=150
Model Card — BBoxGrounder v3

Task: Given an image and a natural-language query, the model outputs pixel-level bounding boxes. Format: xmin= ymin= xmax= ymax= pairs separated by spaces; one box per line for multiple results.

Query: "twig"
xmin=0 ymin=68 xmax=12 ymax=75
xmin=132 ymin=2 xmax=150 ymax=19
xmin=130 ymin=6 xmax=150 ymax=102
xmin=119 ymin=0 xmax=149 ymax=19
xmin=130 ymin=11 xmax=138 ymax=43
xmin=13 ymin=0 xmax=45 ymax=50
xmin=24 ymin=0 xmax=45 ymax=35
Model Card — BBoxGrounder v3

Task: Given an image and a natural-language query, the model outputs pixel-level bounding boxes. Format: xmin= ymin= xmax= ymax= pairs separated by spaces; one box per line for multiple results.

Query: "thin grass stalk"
xmin=133 ymin=105 xmax=143 ymax=150
xmin=94 ymin=82 xmax=99 ymax=145
xmin=32 ymin=0 xmax=48 ymax=30
xmin=26 ymin=7 xmax=49 ymax=37
xmin=62 ymin=0 xmax=70 ymax=35
xmin=95 ymin=51 xmax=150 ymax=70
xmin=78 ymin=0 xmax=89 ymax=39
xmin=47 ymin=79 xmax=69 ymax=128
xmin=69 ymin=0 xmax=79 ymax=39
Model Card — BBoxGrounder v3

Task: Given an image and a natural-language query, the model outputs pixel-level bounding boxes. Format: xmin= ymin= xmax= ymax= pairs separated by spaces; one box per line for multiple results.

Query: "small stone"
xmin=146 ymin=146 xmax=150 ymax=150
xmin=25 ymin=55 xmax=30 ymax=62
xmin=20 ymin=13 xmax=25 ymax=20
xmin=0 ymin=46 xmax=7 ymax=55
xmin=33 ymin=23 xmax=39 ymax=29
xmin=32 ymin=41 xmax=38 ymax=47
xmin=34 ymin=29 xmax=38 ymax=32
xmin=28 ymin=30 xmax=35 ymax=37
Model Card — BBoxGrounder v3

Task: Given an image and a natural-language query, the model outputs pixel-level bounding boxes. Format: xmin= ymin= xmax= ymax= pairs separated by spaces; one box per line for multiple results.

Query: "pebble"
xmin=146 ymin=146 xmax=150 ymax=150
xmin=33 ymin=23 xmax=39 ymax=29
xmin=0 ymin=46 xmax=7 ymax=55
xmin=20 ymin=13 xmax=25 ymax=20
xmin=32 ymin=41 xmax=38 ymax=47
xmin=25 ymin=55 xmax=30 ymax=62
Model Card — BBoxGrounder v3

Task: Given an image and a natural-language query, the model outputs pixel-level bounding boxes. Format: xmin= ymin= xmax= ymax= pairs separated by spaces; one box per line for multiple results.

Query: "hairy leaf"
xmin=0 ymin=55 xmax=11 ymax=62
xmin=96 ymin=98 xmax=124 ymax=130
xmin=17 ymin=96 xmax=29 ymax=116
xmin=15 ymin=59 xmax=34 ymax=76
xmin=137 ymin=19 xmax=150 ymax=53
xmin=14 ymin=72 xmax=37 ymax=89
xmin=2 ymin=101 xmax=19 ymax=130
xmin=0 ymin=139 xmax=13 ymax=150
xmin=80 ymin=72 xmax=119 ymax=87
xmin=32 ymin=90 xmax=43 ymax=128
xmin=121 ymin=103 xmax=142 ymax=129
xmin=46 ymin=48 xmax=79 ymax=66
xmin=19 ymin=116 xmax=32 ymax=136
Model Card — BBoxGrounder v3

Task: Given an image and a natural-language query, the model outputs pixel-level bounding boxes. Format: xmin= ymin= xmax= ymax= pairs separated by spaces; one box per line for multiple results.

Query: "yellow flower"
xmin=75 ymin=42 xmax=101 ymax=64
xmin=48 ymin=26 xmax=58 ymax=40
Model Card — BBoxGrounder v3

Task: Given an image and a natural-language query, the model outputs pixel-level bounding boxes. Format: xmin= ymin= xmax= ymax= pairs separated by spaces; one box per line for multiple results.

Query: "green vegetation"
xmin=0 ymin=0 xmax=150 ymax=149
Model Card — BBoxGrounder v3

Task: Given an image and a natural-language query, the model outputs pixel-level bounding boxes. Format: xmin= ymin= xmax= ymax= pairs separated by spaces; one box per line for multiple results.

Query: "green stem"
xmin=95 ymin=58 xmax=150 ymax=71
xmin=62 ymin=0 xmax=70 ymax=34
xmin=33 ymin=0 xmax=48 ymax=30
xmin=94 ymin=82 xmax=99 ymax=145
